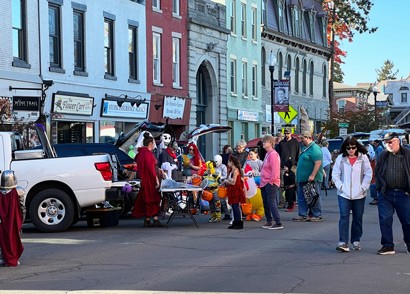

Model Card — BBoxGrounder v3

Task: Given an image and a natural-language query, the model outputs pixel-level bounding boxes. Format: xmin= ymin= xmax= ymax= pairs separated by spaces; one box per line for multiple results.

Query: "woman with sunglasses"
xmin=182 ymin=143 xmax=202 ymax=176
xmin=332 ymin=136 xmax=372 ymax=252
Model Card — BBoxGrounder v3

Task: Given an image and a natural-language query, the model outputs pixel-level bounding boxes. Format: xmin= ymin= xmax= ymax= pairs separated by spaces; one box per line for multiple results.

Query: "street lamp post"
xmin=269 ymin=51 xmax=277 ymax=135
xmin=373 ymin=84 xmax=378 ymax=122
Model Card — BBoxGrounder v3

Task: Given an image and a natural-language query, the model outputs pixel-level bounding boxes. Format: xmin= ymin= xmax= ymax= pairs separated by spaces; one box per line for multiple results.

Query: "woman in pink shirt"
xmin=260 ymin=135 xmax=283 ymax=230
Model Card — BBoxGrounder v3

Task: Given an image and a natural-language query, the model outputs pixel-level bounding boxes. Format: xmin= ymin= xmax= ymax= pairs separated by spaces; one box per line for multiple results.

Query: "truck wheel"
xmin=29 ymin=189 xmax=75 ymax=233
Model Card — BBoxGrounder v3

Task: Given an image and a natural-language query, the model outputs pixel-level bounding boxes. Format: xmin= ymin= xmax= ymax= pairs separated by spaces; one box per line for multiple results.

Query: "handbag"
xmin=302 ymin=181 xmax=319 ymax=208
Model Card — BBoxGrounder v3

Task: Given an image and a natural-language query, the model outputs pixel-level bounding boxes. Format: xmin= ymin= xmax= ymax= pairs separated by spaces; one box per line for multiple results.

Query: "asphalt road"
xmin=1 ymin=188 xmax=409 ymax=294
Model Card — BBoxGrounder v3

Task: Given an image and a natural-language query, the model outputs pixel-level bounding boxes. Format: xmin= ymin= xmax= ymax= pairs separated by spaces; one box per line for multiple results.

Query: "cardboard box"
xmin=86 ymin=208 xmax=121 ymax=227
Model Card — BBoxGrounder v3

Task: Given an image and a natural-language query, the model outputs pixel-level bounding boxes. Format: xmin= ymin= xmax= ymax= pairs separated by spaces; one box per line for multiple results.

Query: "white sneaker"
xmin=352 ymin=241 xmax=361 ymax=251
xmin=336 ymin=242 xmax=350 ymax=252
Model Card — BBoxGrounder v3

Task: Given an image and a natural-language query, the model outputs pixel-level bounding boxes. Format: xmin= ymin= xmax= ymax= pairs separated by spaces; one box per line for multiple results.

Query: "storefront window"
xmin=56 ymin=121 xmax=94 ymax=143
xmin=100 ymin=121 xmax=139 ymax=144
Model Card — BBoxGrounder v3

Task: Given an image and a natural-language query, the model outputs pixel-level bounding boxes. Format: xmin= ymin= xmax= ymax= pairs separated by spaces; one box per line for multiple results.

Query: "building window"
xmin=230 ymin=0 xmax=236 ymax=34
xmin=261 ymin=47 xmax=266 ymax=87
xmin=49 ymin=3 xmax=62 ymax=68
xmin=128 ymin=25 xmax=138 ymax=80
xmin=252 ymin=64 xmax=257 ymax=97
xmin=172 ymin=37 xmax=180 ymax=87
xmin=278 ymin=0 xmax=284 ymax=32
xmin=302 ymin=60 xmax=307 ymax=94
xmin=309 ymin=12 xmax=316 ymax=42
xmin=153 ymin=0 xmax=160 ymax=10
xmin=230 ymin=58 xmax=237 ymax=94
xmin=278 ymin=52 xmax=283 ymax=80
xmin=292 ymin=6 xmax=300 ymax=38
xmin=73 ymin=10 xmax=85 ymax=72
xmin=261 ymin=0 xmax=267 ymax=26
xmin=401 ymin=93 xmax=408 ymax=103
xmin=241 ymin=3 xmax=247 ymax=38
xmin=12 ymin=0 xmax=27 ymax=61
xmin=153 ymin=32 xmax=161 ymax=84
xmin=242 ymin=61 xmax=248 ymax=97
xmin=172 ymin=0 xmax=179 ymax=16
xmin=309 ymin=61 xmax=314 ymax=95
xmin=295 ymin=58 xmax=299 ymax=93
xmin=104 ymin=18 xmax=115 ymax=76
xmin=251 ymin=7 xmax=257 ymax=42
xmin=338 ymin=100 xmax=346 ymax=112
xmin=322 ymin=64 xmax=327 ymax=97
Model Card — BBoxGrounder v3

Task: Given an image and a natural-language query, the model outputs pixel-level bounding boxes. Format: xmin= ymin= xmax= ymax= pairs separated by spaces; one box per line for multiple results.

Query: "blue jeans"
xmin=378 ymin=190 xmax=410 ymax=247
xmin=370 ymin=183 xmax=377 ymax=200
xmin=231 ymin=203 xmax=241 ymax=222
xmin=323 ymin=164 xmax=331 ymax=189
xmin=261 ymin=183 xmax=281 ymax=224
xmin=338 ymin=196 xmax=366 ymax=244
xmin=297 ymin=181 xmax=323 ymax=218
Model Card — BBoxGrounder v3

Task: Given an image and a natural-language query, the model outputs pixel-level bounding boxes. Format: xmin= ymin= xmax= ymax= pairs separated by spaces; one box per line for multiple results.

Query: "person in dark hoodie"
xmin=283 ymin=160 xmax=296 ymax=212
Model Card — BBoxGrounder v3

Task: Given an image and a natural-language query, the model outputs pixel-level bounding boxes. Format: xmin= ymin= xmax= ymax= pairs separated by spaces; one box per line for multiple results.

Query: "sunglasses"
xmin=189 ymin=148 xmax=194 ymax=151
xmin=346 ymin=146 xmax=357 ymax=150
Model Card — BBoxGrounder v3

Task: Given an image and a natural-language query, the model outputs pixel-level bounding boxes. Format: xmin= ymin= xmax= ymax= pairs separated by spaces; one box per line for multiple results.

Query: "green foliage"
xmin=324 ymin=108 xmax=385 ymax=138
xmin=376 ymin=60 xmax=399 ymax=82
xmin=333 ymin=62 xmax=344 ymax=83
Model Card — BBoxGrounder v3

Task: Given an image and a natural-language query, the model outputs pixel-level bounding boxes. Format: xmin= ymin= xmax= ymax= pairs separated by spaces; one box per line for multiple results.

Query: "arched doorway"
xmin=195 ymin=61 xmax=216 ymax=160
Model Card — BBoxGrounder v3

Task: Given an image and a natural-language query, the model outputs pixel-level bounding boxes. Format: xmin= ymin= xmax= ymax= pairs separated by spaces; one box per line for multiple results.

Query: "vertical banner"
xmin=274 ymin=80 xmax=289 ymax=112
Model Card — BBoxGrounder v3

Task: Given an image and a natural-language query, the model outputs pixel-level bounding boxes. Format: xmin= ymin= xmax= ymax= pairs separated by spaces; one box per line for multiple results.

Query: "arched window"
xmin=278 ymin=52 xmax=283 ymax=80
xmin=309 ymin=61 xmax=314 ymax=95
xmin=295 ymin=57 xmax=299 ymax=93
xmin=287 ymin=54 xmax=291 ymax=91
xmin=322 ymin=64 xmax=327 ymax=97
xmin=302 ymin=59 xmax=307 ymax=94
xmin=261 ymin=47 xmax=266 ymax=86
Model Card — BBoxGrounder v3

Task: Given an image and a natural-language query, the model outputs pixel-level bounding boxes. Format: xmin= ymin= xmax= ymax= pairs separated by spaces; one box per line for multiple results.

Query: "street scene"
xmin=1 ymin=188 xmax=409 ymax=294
xmin=1 ymin=1 xmax=410 ymax=294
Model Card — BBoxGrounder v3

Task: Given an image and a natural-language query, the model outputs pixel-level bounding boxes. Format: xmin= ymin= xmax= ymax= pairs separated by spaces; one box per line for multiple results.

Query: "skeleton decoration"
xmin=159 ymin=133 xmax=171 ymax=150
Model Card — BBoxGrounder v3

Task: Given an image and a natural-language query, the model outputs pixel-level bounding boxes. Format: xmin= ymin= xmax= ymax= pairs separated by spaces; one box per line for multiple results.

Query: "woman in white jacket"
xmin=332 ymin=137 xmax=373 ymax=252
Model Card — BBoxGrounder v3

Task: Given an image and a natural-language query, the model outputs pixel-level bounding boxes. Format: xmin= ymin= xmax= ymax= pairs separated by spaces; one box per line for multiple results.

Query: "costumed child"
xmin=283 ymin=160 xmax=296 ymax=212
xmin=206 ymin=155 xmax=227 ymax=223
xmin=0 ymin=170 xmax=25 ymax=267
xmin=245 ymin=148 xmax=263 ymax=176
xmin=222 ymin=155 xmax=246 ymax=230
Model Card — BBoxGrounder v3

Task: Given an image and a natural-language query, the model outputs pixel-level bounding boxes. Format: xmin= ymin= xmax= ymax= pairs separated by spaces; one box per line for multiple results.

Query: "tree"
xmin=323 ymin=0 xmax=378 ymax=111
xmin=324 ymin=108 xmax=386 ymax=138
xmin=376 ymin=60 xmax=399 ymax=82
xmin=333 ymin=62 xmax=344 ymax=83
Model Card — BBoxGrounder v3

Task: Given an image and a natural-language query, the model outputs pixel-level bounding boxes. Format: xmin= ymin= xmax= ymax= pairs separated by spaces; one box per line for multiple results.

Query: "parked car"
xmin=53 ymin=143 xmax=136 ymax=181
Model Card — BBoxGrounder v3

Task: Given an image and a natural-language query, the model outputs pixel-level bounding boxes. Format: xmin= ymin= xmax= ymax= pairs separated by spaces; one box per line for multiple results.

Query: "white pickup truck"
xmin=0 ymin=129 xmax=122 ymax=233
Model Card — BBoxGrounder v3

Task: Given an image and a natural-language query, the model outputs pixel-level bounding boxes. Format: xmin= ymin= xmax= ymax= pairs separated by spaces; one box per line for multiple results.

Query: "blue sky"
xmin=339 ymin=1 xmax=409 ymax=86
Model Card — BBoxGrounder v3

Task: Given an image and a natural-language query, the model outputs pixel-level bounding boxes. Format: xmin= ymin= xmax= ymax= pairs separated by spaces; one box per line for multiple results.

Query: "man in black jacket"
xmin=277 ymin=127 xmax=300 ymax=208
xmin=375 ymin=132 xmax=410 ymax=255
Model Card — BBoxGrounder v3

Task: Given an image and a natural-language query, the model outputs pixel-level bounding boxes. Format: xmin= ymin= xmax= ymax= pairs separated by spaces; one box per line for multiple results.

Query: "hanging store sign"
xmin=163 ymin=96 xmax=185 ymax=119
xmin=238 ymin=110 xmax=259 ymax=122
xmin=101 ymin=99 xmax=148 ymax=119
xmin=12 ymin=96 xmax=40 ymax=111
xmin=52 ymin=94 xmax=94 ymax=116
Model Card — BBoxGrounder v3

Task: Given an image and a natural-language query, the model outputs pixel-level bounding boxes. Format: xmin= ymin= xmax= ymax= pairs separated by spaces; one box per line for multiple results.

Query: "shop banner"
xmin=101 ymin=99 xmax=148 ymax=119
xmin=53 ymin=94 xmax=94 ymax=116
xmin=163 ymin=96 xmax=185 ymax=119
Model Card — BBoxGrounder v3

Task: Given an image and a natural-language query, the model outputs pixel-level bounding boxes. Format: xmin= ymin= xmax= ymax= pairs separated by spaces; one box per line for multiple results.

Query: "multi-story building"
xmin=384 ymin=76 xmax=410 ymax=126
xmin=218 ymin=0 xmax=263 ymax=144
xmin=37 ymin=0 xmax=148 ymax=144
xmin=187 ymin=0 xmax=229 ymax=159
xmin=333 ymin=82 xmax=369 ymax=112
xmin=0 ymin=0 xmax=43 ymax=131
xmin=145 ymin=0 xmax=190 ymax=138
xmin=261 ymin=0 xmax=331 ymax=134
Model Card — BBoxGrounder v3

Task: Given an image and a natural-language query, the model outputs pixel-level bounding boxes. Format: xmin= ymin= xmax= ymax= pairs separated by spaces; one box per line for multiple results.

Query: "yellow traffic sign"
xmin=278 ymin=105 xmax=298 ymax=124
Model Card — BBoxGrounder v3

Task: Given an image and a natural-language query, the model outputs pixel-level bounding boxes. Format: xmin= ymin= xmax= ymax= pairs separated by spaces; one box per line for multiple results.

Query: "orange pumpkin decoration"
xmin=201 ymin=190 xmax=213 ymax=201
xmin=241 ymin=203 xmax=253 ymax=215
xmin=217 ymin=186 xmax=228 ymax=199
